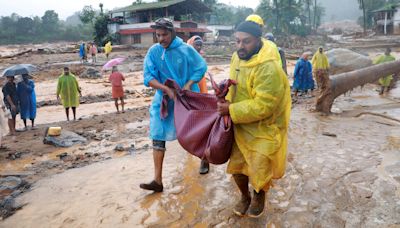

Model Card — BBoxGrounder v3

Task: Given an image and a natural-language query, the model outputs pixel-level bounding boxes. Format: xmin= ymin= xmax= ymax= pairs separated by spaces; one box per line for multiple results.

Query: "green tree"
xmin=79 ymin=5 xmax=96 ymax=25
xmin=94 ymin=14 xmax=109 ymax=45
xmin=0 ymin=16 xmax=17 ymax=41
xmin=41 ymin=10 xmax=60 ymax=38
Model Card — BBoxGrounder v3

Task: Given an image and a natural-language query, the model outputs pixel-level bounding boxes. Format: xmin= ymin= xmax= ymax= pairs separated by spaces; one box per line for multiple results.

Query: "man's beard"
xmin=237 ymin=42 xmax=262 ymax=61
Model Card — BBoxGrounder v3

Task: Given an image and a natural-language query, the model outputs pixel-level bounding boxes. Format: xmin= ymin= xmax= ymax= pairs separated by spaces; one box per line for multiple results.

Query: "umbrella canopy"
xmin=2 ymin=64 xmax=38 ymax=77
xmin=102 ymin=57 xmax=126 ymax=70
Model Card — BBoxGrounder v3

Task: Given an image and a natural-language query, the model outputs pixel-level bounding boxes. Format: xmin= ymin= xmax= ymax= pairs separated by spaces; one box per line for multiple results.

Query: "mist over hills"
xmin=321 ymin=0 xmax=362 ymax=22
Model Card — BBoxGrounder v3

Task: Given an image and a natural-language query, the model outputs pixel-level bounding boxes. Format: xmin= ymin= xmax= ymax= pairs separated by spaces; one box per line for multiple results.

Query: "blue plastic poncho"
xmin=143 ymin=37 xmax=207 ymax=141
xmin=293 ymin=58 xmax=314 ymax=91
xmin=79 ymin=44 xmax=85 ymax=58
xmin=17 ymin=79 xmax=36 ymax=120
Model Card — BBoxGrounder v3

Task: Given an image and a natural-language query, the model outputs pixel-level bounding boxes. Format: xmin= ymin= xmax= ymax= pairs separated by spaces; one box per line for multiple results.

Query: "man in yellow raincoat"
xmin=56 ymin=67 xmax=81 ymax=121
xmin=217 ymin=21 xmax=291 ymax=218
xmin=104 ymin=41 xmax=112 ymax=59
xmin=311 ymin=47 xmax=330 ymax=89
xmin=373 ymin=48 xmax=396 ymax=95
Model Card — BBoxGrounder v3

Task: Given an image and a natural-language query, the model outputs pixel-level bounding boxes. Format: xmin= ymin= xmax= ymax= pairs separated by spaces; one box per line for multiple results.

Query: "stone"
xmin=0 ymin=177 xmax=23 ymax=193
xmin=43 ymin=130 xmax=87 ymax=147
xmin=114 ymin=144 xmax=125 ymax=152
xmin=79 ymin=67 xmax=102 ymax=79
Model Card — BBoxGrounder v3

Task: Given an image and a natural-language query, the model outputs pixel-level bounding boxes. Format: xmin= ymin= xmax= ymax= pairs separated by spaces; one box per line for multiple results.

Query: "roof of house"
xmin=372 ymin=3 xmax=400 ymax=13
xmin=119 ymin=27 xmax=211 ymax=35
xmin=111 ymin=0 xmax=210 ymax=14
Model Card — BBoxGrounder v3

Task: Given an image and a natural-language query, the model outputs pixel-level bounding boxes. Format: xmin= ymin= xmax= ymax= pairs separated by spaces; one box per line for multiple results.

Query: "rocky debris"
xmin=0 ymin=176 xmax=30 ymax=219
xmin=79 ymin=67 xmax=102 ymax=79
xmin=114 ymin=144 xmax=125 ymax=152
xmin=326 ymin=48 xmax=373 ymax=74
xmin=43 ymin=130 xmax=87 ymax=147
xmin=320 ymin=20 xmax=363 ymax=36
xmin=6 ymin=151 xmax=29 ymax=160
xmin=141 ymin=88 xmax=155 ymax=97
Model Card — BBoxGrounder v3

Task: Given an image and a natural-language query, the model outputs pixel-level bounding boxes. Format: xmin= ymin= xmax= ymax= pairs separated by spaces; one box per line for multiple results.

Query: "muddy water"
xmin=3 ymin=111 xmax=399 ymax=227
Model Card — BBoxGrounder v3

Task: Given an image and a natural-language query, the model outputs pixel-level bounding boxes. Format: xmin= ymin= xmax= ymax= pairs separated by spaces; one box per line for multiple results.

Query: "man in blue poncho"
xmin=17 ymin=74 xmax=37 ymax=130
xmin=293 ymin=53 xmax=314 ymax=98
xmin=140 ymin=18 xmax=207 ymax=192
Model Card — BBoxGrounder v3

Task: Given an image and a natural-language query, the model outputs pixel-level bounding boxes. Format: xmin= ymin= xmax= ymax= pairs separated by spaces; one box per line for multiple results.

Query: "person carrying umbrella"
xmin=109 ymin=66 xmax=125 ymax=113
xmin=17 ymin=74 xmax=37 ymax=130
xmin=56 ymin=67 xmax=82 ymax=121
xmin=2 ymin=75 xmax=19 ymax=136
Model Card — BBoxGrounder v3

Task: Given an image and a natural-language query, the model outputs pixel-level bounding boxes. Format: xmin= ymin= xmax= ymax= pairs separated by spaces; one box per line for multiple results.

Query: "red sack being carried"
xmin=161 ymin=75 xmax=236 ymax=164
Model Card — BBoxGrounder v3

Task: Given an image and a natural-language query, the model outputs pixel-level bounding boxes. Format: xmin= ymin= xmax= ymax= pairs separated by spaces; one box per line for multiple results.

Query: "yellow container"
xmin=48 ymin=127 xmax=62 ymax=136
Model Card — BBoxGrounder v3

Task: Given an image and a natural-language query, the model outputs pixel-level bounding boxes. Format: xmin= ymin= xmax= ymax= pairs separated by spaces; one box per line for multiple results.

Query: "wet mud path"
xmin=0 ymin=65 xmax=399 ymax=227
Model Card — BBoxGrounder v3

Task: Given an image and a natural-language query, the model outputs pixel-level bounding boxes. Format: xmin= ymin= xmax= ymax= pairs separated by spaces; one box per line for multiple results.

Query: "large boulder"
xmin=326 ymin=48 xmax=372 ymax=75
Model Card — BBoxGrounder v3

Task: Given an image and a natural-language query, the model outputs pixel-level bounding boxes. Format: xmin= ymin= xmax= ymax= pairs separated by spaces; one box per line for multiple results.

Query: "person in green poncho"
xmin=374 ymin=48 xmax=396 ymax=95
xmin=56 ymin=67 xmax=82 ymax=121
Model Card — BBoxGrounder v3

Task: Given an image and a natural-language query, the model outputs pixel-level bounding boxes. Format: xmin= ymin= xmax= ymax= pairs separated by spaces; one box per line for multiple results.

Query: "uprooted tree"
xmin=316 ymin=60 xmax=400 ymax=113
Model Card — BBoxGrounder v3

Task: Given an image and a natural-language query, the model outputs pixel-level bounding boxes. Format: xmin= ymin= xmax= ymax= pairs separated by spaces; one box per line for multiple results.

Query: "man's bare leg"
xmin=72 ymin=107 xmax=76 ymax=121
xmin=8 ymin=118 xmax=16 ymax=135
xmin=114 ymin=99 xmax=119 ymax=113
xmin=153 ymin=149 xmax=164 ymax=184
xmin=65 ymin=108 xmax=70 ymax=121
xmin=139 ymin=148 xmax=165 ymax=192
xmin=120 ymin=98 xmax=125 ymax=113
xmin=232 ymin=174 xmax=251 ymax=216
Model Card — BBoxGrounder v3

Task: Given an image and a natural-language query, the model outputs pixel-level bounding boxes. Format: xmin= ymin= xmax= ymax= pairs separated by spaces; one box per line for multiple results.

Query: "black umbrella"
xmin=2 ymin=64 xmax=38 ymax=77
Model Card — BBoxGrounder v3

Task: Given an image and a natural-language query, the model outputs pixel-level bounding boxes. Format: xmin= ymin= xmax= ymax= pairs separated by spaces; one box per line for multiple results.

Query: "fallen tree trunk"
xmin=0 ymin=49 xmax=32 ymax=59
xmin=316 ymin=59 xmax=400 ymax=113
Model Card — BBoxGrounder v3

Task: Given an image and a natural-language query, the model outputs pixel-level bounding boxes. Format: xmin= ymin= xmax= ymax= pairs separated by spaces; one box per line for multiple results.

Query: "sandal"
xmin=139 ymin=180 xmax=163 ymax=192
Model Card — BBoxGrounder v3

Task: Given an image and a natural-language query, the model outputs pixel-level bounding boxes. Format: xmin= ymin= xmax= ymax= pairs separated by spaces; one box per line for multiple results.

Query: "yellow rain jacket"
xmin=263 ymin=38 xmax=282 ymax=68
xmin=105 ymin=41 xmax=112 ymax=54
xmin=311 ymin=51 xmax=330 ymax=70
xmin=226 ymin=41 xmax=291 ymax=192
xmin=56 ymin=73 xmax=80 ymax=108
xmin=373 ymin=54 xmax=396 ymax=87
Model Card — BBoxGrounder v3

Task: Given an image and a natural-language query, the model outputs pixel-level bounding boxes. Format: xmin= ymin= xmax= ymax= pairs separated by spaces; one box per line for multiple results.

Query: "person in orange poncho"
xmin=109 ymin=66 xmax=125 ymax=113
xmin=187 ymin=35 xmax=210 ymax=174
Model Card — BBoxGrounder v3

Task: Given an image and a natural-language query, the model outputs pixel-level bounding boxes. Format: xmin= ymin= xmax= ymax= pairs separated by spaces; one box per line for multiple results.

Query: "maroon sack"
xmin=161 ymin=75 xmax=236 ymax=164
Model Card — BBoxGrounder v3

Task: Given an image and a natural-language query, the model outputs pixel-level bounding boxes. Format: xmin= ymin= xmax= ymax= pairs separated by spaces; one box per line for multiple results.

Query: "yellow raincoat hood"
xmin=311 ymin=51 xmax=330 ymax=70
xmin=226 ymin=39 xmax=291 ymax=192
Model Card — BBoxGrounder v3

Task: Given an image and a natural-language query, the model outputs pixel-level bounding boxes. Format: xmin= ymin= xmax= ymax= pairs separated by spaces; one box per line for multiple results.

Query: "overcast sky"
xmin=0 ymin=0 xmax=261 ymax=20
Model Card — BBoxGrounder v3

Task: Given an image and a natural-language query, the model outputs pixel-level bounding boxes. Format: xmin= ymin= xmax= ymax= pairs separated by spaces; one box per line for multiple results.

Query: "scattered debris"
xmin=79 ymin=67 xmax=102 ymax=79
xmin=322 ymin=132 xmax=337 ymax=137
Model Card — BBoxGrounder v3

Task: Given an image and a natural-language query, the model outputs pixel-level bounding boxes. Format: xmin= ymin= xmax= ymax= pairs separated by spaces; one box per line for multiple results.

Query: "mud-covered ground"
xmin=0 ymin=42 xmax=399 ymax=227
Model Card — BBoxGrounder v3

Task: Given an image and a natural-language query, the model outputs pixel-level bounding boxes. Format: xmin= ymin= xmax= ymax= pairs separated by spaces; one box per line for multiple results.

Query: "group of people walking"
xmin=79 ymin=41 xmax=112 ymax=64
xmin=292 ymin=47 xmax=330 ymax=98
